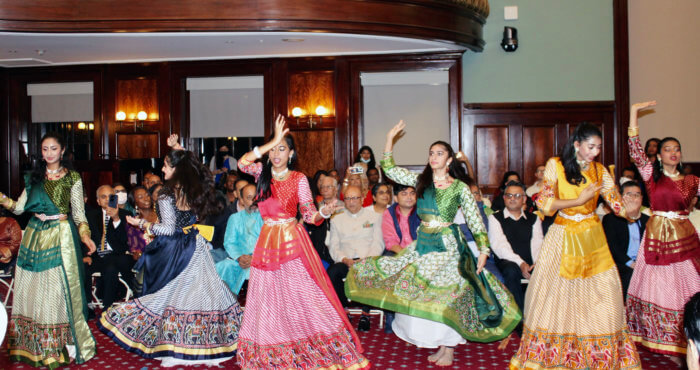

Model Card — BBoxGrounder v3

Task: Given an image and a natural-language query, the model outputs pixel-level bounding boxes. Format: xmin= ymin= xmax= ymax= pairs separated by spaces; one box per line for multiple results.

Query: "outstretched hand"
xmin=577 ymin=182 xmax=602 ymax=205
xmin=476 ymin=253 xmax=488 ymax=275
xmin=384 ymin=120 xmax=406 ymax=152
xmin=632 ymin=100 xmax=656 ymax=113
xmin=126 ymin=215 xmax=142 ymax=227
xmin=167 ymin=134 xmax=184 ymax=150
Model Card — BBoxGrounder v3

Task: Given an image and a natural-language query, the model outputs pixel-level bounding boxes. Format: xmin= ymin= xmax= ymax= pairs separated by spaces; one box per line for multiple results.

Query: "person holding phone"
xmin=341 ymin=165 xmax=373 ymax=207
xmin=0 ymin=132 xmax=97 ymax=367
xmin=83 ymin=185 xmax=135 ymax=312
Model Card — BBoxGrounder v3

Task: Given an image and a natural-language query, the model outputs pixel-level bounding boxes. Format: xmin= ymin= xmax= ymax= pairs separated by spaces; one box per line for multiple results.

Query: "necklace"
xmin=663 ymin=167 xmax=680 ymax=178
xmin=433 ymin=173 xmax=448 ymax=182
xmin=272 ymin=168 xmax=289 ymax=180
xmin=46 ymin=166 xmax=63 ymax=175
xmin=576 ymin=159 xmax=590 ymax=170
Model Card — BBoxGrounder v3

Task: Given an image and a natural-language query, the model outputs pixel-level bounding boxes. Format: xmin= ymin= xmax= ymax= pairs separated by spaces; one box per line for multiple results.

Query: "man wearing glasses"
xmin=487 ymin=180 xmax=543 ymax=318
xmin=603 ymin=180 xmax=649 ymax=297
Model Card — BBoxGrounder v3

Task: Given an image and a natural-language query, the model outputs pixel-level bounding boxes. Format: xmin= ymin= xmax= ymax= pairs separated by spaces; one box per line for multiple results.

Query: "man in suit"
xmin=603 ymin=180 xmax=649 ymax=298
xmin=84 ymin=185 xmax=135 ymax=310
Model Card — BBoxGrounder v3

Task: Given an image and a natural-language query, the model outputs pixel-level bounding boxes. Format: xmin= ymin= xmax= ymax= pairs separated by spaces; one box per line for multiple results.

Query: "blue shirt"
xmin=626 ymin=220 xmax=642 ymax=267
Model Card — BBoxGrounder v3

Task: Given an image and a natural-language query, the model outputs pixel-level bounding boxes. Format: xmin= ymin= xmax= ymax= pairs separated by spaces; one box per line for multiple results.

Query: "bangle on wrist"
xmin=627 ymin=127 xmax=639 ymax=137
xmin=253 ymin=146 xmax=262 ymax=159
xmin=138 ymin=219 xmax=146 ymax=229
xmin=319 ymin=207 xmax=331 ymax=219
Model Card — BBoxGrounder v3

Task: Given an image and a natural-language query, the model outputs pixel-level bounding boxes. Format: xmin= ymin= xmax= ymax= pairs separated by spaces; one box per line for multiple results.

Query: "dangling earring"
xmin=288 ymin=157 xmax=292 ymax=165
xmin=267 ymin=158 xmax=271 ymax=165
xmin=574 ymin=147 xmax=579 ymax=155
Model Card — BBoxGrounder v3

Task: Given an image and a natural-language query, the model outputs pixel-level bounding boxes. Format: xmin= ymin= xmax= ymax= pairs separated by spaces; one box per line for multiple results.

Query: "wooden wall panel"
xmin=288 ymin=71 xmax=335 ymax=120
xmin=522 ymin=125 xmax=555 ymax=185
xmin=463 ymin=102 xmax=616 ymax=195
xmin=475 ymin=126 xmax=508 ymax=189
xmin=290 ymin=129 xmax=334 ymax=178
xmin=116 ymin=132 xmax=160 ymax=159
xmin=116 ymin=79 xmax=159 ymax=121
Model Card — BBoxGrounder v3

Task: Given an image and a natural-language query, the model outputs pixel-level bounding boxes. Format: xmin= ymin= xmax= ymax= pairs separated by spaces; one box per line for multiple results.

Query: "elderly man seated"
xmin=327 ymin=185 xmax=384 ymax=331
xmin=306 ymin=174 xmax=344 ymax=268
xmin=216 ymin=184 xmax=263 ymax=295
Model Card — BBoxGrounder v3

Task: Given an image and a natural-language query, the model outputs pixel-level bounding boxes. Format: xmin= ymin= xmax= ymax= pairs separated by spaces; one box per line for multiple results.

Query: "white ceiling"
xmin=0 ymin=31 xmax=465 ymax=68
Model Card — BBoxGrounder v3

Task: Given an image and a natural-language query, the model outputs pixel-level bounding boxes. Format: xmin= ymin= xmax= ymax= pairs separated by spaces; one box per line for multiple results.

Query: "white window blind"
xmin=361 ymin=71 xmax=450 ymax=165
xmin=28 ymin=82 xmax=94 ymax=123
xmin=187 ymin=76 xmax=264 ymax=138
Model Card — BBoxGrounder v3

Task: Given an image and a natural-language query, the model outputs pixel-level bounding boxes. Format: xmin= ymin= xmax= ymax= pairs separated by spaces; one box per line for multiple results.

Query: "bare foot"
xmin=435 ymin=347 xmax=454 ymax=367
xmin=427 ymin=346 xmax=445 ymax=362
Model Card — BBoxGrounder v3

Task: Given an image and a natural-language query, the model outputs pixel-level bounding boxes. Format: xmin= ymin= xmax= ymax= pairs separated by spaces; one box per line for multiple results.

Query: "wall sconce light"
xmin=116 ymin=110 xmax=155 ymax=131
xmin=291 ymin=105 xmax=328 ymax=128
xmin=501 ymin=26 xmax=518 ymax=52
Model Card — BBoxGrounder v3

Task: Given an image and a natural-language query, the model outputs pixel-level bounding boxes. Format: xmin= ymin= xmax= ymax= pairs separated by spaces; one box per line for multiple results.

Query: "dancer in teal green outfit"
xmin=345 ymin=121 xmax=520 ymax=366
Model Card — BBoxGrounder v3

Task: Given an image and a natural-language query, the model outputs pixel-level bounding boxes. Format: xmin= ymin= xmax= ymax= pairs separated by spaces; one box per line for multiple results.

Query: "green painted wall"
xmin=463 ymin=0 xmax=614 ymax=103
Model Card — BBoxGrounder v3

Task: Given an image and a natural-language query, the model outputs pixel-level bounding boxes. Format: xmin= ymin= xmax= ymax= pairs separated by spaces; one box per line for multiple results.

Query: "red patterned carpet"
xmin=0 ymin=315 xmax=682 ymax=369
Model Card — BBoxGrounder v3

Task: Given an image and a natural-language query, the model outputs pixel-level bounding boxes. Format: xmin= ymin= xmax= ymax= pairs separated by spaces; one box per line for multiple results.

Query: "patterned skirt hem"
xmin=238 ymin=329 xmax=370 ymax=370
xmin=626 ymin=295 xmax=687 ymax=355
xmin=9 ymin=350 xmax=71 ymax=370
xmin=98 ymin=318 xmax=237 ymax=360
xmin=509 ymin=325 xmax=641 ymax=370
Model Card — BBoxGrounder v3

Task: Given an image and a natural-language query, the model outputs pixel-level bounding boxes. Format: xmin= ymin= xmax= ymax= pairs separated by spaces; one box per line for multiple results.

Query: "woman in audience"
xmin=311 ymin=169 xmax=329 ymax=203
xmin=113 ymin=183 xmax=136 ymax=215
xmin=346 ymin=120 xmax=520 ymax=367
xmin=0 ymin=132 xmax=97 ymax=367
xmin=491 ymin=171 xmax=521 ymax=212
xmin=645 ymin=137 xmax=661 ymax=159
xmin=237 ymin=115 xmax=368 ymax=369
xmin=99 ymin=134 xmax=242 ymax=366
xmin=370 ymin=183 xmax=392 ymax=215
xmin=354 ymin=145 xmax=382 ymax=181
xmin=509 ymin=122 xmax=641 ymax=369
xmin=626 ymin=101 xmax=700 ymax=365
xmin=342 ymin=165 xmax=373 ymax=207
xmin=126 ymin=186 xmax=156 ymax=261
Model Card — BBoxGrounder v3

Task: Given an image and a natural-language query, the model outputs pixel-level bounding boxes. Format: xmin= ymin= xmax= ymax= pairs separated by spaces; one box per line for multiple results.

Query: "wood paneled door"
xmin=463 ymin=102 xmax=615 ymax=194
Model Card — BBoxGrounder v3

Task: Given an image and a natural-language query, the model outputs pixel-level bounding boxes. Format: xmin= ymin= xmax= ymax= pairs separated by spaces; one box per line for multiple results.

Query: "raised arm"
xmin=628 ymin=101 xmax=657 ymax=181
xmin=238 ymin=114 xmax=288 ymax=180
xmin=381 ymin=120 xmax=419 ymax=187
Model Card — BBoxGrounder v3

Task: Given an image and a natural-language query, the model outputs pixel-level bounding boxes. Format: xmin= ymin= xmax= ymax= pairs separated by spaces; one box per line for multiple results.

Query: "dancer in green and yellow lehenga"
xmin=0 ymin=133 xmax=97 ymax=368
xmin=345 ymin=121 xmax=521 ymax=366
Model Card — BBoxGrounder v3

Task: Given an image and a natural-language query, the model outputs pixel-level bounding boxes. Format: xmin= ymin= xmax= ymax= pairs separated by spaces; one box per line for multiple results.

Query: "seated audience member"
xmin=602 ymin=180 xmax=649 ymax=297
xmin=113 ymin=183 xmax=136 ymax=215
xmin=327 ymin=185 xmax=384 ymax=331
xmin=685 ymin=292 xmax=700 ymax=370
xmin=126 ymin=186 xmax=157 ymax=260
xmin=382 ymin=184 xmax=419 ymax=255
xmin=206 ymin=192 xmax=236 ymax=262
xmin=487 ymin=181 xmax=543 ymax=314
xmin=0 ymin=209 xmax=21 ymax=272
xmin=306 ymin=175 xmax=344 ymax=268
xmin=209 ymin=144 xmax=237 ymax=185
xmin=216 ymin=184 xmax=262 ymax=294
xmin=311 ymin=170 xmax=329 ymax=202
xmin=456 ymin=184 xmax=504 ymax=282
xmin=683 ymin=164 xmax=694 ymax=176
xmin=492 ymin=171 xmax=535 ymax=213
xmin=619 ymin=167 xmax=637 ymax=185
xmin=341 ymin=166 xmax=373 ymax=207
xmin=84 ymin=185 xmax=135 ymax=310
xmin=526 ymin=165 xmax=545 ymax=197
xmin=222 ymin=170 xmax=239 ymax=206
xmin=644 ymin=137 xmax=660 ymax=159
xmin=369 ymin=183 xmax=392 ymax=216
xmin=354 ymin=145 xmax=382 ymax=182
xmin=227 ymin=178 xmax=250 ymax=214
xmin=367 ymin=167 xmax=380 ymax=189
xmin=142 ymin=172 xmax=162 ymax=194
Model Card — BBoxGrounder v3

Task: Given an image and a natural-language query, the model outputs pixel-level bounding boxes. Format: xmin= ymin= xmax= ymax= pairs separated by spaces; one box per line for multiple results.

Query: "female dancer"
xmin=509 ymin=122 xmax=641 ymax=369
xmin=626 ymin=101 xmax=700 ymax=363
xmin=99 ymin=135 xmax=242 ymax=367
xmin=237 ymin=115 xmax=369 ymax=369
xmin=346 ymin=121 xmax=520 ymax=366
xmin=1 ymin=133 xmax=97 ymax=368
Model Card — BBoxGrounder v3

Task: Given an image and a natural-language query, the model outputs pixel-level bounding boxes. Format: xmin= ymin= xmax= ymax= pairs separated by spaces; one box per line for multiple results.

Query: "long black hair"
xmin=30 ymin=132 xmax=74 ymax=186
xmin=644 ymin=137 xmax=661 ymax=157
xmin=355 ymin=145 xmax=377 ymax=170
xmin=311 ymin=170 xmax=329 ymax=198
xmin=415 ymin=141 xmax=474 ymax=198
xmin=254 ymin=134 xmax=298 ymax=205
xmin=652 ymin=137 xmax=683 ymax=183
xmin=560 ymin=122 xmax=602 ymax=186
xmin=499 ymin=171 xmax=521 ymax=191
xmin=159 ymin=150 xmax=218 ymax=220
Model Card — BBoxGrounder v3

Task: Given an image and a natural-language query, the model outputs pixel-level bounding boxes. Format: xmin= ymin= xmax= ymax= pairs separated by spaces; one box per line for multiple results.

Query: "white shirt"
xmin=526 ymin=182 xmax=542 ymax=197
xmin=487 ymin=208 xmax=543 ymax=266
xmin=328 ymin=206 xmax=384 ymax=263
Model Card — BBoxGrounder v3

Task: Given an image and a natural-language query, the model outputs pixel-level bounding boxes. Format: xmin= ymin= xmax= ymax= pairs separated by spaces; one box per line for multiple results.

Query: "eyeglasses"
xmin=320 ymin=185 xmax=335 ymax=189
xmin=345 ymin=196 xmax=363 ymax=201
xmin=504 ymin=193 xmax=524 ymax=199
xmin=623 ymin=192 xmax=642 ymax=199
xmin=376 ymin=190 xmax=391 ymax=195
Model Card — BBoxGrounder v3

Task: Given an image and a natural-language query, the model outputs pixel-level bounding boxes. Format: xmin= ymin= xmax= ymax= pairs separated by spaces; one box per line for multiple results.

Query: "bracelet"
xmin=383 ymin=151 xmax=393 ymax=156
xmin=139 ymin=219 xmax=146 ymax=229
xmin=253 ymin=146 xmax=262 ymax=159
xmin=319 ymin=207 xmax=331 ymax=219
xmin=627 ymin=127 xmax=639 ymax=137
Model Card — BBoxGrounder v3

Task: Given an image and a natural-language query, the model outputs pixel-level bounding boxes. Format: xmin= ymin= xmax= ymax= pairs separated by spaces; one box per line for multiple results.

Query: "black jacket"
xmin=86 ymin=208 xmax=130 ymax=256
xmin=602 ymin=212 xmax=649 ymax=268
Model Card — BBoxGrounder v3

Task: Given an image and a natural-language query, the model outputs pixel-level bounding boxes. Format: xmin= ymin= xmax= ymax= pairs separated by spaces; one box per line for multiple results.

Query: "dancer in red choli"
xmin=237 ymin=115 xmax=369 ymax=369
xmin=626 ymin=101 xmax=700 ymax=365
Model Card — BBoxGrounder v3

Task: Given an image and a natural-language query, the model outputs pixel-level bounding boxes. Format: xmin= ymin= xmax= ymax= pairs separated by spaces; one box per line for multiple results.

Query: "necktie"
xmin=100 ymin=214 xmax=110 ymax=253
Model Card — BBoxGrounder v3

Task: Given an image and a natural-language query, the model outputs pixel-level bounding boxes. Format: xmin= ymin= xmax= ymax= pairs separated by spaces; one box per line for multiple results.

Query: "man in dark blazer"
xmin=603 ymin=180 xmax=649 ymax=298
xmin=84 ymin=185 xmax=135 ymax=310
